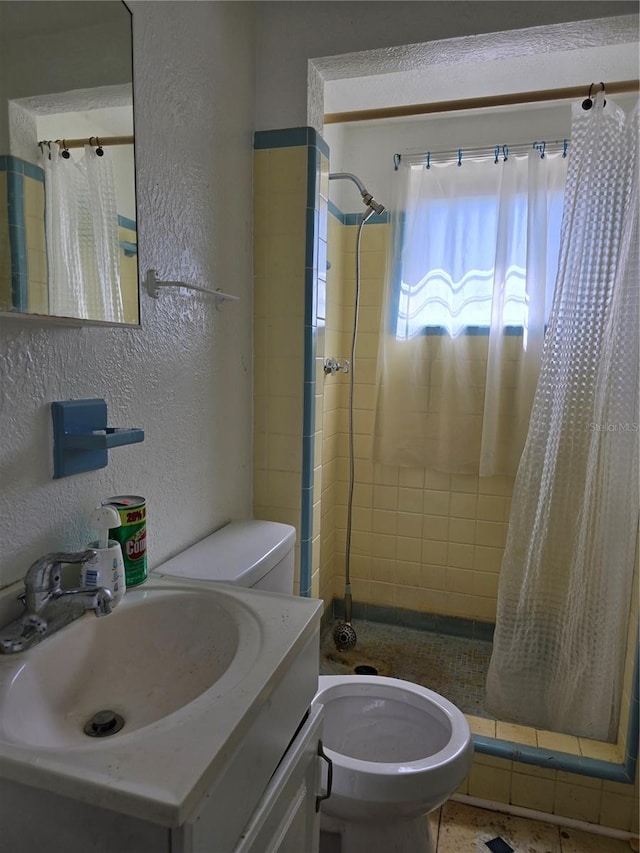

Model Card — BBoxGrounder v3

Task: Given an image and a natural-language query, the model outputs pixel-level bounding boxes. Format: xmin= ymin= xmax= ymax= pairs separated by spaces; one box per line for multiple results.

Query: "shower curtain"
xmin=42 ymin=143 xmax=123 ymax=322
xmin=485 ymin=94 xmax=639 ymax=742
xmin=372 ymin=145 xmax=567 ymax=476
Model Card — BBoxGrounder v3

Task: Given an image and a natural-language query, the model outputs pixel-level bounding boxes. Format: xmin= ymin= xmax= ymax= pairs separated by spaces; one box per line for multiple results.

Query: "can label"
xmin=103 ymin=496 xmax=147 ymax=587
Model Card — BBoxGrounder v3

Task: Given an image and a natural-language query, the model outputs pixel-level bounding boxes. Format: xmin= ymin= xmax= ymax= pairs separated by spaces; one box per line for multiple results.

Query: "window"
xmin=392 ymin=153 xmax=567 ymax=342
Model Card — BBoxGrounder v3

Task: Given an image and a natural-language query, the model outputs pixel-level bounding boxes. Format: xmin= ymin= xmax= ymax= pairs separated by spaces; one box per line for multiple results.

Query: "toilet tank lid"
xmin=154 ymin=520 xmax=296 ymax=587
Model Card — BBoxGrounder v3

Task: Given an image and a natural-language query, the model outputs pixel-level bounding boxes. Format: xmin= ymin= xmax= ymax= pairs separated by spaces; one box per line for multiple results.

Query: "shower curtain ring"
xmin=61 ymin=139 xmax=70 ymax=159
xmin=95 ymin=137 xmax=104 ymax=157
xmin=582 ymin=83 xmax=595 ymax=110
xmin=582 ymin=82 xmax=606 ymax=111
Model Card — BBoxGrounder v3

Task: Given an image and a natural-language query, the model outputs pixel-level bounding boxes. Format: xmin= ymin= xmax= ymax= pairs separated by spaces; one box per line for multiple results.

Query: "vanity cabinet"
xmin=169 ymin=622 xmax=324 ymax=853
xmin=231 ymin=705 xmax=323 ymax=853
xmin=0 ymin=702 xmax=325 ymax=853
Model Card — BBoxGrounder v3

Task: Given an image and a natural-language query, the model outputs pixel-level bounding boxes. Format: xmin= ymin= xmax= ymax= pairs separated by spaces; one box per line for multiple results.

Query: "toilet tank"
xmin=154 ymin=520 xmax=296 ymax=594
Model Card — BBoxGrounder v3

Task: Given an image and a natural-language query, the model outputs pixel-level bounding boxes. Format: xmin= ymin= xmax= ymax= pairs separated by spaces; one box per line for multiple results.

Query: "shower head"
xmin=333 ymin=620 xmax=358 ymax=652
xmin=333 ymin=586 xmax=357 ymax=651
xmin=329 ymin=172 xmax=385 ymax=218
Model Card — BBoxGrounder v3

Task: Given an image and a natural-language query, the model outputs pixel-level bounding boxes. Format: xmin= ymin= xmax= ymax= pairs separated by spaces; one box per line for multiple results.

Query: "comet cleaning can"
xmin=103 ymin=495 xmax=147 ymax=587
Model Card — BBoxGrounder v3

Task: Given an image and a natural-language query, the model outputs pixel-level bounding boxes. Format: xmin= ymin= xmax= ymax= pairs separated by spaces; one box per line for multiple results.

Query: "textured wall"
xmin=0 ymin=2 xmax=255 ymax=588
xmin=254 ymin=1 xmax=638 ymax=130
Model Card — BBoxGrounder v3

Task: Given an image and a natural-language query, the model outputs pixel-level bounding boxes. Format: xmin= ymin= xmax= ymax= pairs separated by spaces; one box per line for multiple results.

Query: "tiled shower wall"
xmin=321 ymin=212 xmax=515 ymax=625
xmin=252 ymin=129 xmax=329 ymax=598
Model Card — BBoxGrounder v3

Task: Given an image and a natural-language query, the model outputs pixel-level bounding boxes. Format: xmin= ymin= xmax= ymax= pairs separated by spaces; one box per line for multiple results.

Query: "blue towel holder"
xmin=51 ymin=399 xmax=144 ymax=479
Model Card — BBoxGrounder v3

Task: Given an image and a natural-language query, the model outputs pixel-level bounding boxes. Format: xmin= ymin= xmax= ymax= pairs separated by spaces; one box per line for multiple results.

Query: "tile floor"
xmin=320 ymin=617 xmax=493 ymax=717
xmin=320 ymin=801 xmax=634 ymax=852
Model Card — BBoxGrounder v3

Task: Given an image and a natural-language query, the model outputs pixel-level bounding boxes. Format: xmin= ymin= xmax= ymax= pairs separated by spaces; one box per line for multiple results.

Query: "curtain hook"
xmin=393 ymin=153 xmax=401 ymax=171
xmin=426 ymin=152 xmax=431 ymax=170
xmin=61 ymin=139 xmax=70 ymax=159
xmin=539 ymin=141 xmax=546 ymax=159
xmin=457 ymin=149 xmax=462 ymax=167
xmin=47 ymin=140 xmax=52 ymax=160
xmin=562 ymin=139 xmax=568 ymax=158
xmin=95 ymin=136 xmax=104 ymax=157
xmin=494 ymin=145 xmax=500 ymax=165
xmin=502 ymin=144 xmax=509 ymax=162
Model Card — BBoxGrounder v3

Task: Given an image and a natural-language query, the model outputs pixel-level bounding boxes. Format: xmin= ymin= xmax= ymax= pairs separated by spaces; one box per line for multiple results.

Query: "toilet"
xmin=154 ymin=520 xmax=474 ymax=853
xmin=314 ymin=674 xmax=473 ymax=853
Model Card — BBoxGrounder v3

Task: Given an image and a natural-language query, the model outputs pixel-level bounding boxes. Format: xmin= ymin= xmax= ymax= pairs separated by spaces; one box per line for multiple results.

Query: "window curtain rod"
xmin=37 ymin=134 xmax=134 ymax=150
xmin=324 ymin=79 xmax=639 ymax=125
xmin=396 ymin=139 xmax=569 ymax=169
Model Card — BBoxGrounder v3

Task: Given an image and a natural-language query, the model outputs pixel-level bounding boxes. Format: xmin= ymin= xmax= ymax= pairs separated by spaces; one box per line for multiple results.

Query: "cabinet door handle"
xmin=315 ymin=740 xmax=333 ymax=813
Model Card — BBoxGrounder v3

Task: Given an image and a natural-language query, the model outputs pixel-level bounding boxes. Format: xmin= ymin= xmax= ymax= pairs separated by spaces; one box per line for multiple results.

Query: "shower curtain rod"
xmin=37 ymin=134 xmax=134 ymax=149
xmin=323 ymin=78 xmax=640 ymax=125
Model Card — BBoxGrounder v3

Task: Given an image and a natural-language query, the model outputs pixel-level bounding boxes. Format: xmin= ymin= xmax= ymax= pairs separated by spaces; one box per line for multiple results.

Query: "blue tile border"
xmin=6 ymin=169 xmax=27 ymax=312
xmin=1 ymin=155 xmax=44 ymax=183
xmin=1 ymin=155 xmax=45 ymax=313
xmin=254 ymin=126 xmax=330 ymax=159
xmin=117 ymin=214 xmax=137 ymax=231
xmin=324 ymin=600 xmax=638 ymax=784
xmin=331 ymin=597 xmax=494 ymax=641
xmin=328 ymin=199 xmax=389 ymax=225
xmin=474 ymin=736 xmax=636 ymax=784
xmin=344 ymin=210 xmax=390 ymax=226
xmin=299 ymin=131 xmax=327 ymax=597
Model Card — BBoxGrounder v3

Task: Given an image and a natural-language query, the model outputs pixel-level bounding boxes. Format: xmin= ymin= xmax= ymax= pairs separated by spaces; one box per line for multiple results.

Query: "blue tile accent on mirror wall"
xmin=7 ymin=168 xmax=27 ymax=312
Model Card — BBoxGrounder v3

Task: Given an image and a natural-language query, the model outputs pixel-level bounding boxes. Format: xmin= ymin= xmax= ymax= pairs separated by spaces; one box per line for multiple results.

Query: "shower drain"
xmin=83 ymin=710 xmax=125 ymax=738
xmin=354 ymin=665 xmax=378 ymax=676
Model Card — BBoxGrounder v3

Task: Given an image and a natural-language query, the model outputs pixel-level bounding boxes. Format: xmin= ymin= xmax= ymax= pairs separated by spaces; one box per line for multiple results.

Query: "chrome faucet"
xmin=0 ymin=551 xmax=112 ymax=654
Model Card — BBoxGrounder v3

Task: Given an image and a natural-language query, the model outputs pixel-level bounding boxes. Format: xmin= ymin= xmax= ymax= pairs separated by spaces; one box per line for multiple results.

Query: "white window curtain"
xmin=41 ymin=143 xmax=123 ymax=322
xmin=485 ymin=95 xmax=639 ymax=741
xmin=372 ymin=147 xmax=567 ymax=476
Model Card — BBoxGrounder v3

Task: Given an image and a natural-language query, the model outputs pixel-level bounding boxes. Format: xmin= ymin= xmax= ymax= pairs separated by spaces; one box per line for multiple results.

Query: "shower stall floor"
xmin=320 ymin=617 xmax=493 ymax=719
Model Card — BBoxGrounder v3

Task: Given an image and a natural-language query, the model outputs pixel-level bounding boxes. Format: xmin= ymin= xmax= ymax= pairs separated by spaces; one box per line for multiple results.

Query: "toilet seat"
xmin=313 ymin=675 xmax=473 ymax=805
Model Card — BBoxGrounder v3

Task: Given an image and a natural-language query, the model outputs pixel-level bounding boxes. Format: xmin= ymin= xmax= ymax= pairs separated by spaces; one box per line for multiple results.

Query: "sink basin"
xmin=0 ymin=576 xmax=321 ymax=828
xmin=0 ymin=584 xmax=261 ymax=749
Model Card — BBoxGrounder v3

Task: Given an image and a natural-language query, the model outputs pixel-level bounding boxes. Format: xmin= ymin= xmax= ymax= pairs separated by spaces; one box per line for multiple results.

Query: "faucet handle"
xmin=24 ymin=550 xmax=98 ymax=613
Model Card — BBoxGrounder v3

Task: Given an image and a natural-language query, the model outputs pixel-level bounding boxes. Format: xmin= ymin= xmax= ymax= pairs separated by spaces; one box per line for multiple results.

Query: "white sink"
xmin=0 ymin=586 xmax=259 ymax=749
xmin=0 ymin=577 xmax=321 ymax=827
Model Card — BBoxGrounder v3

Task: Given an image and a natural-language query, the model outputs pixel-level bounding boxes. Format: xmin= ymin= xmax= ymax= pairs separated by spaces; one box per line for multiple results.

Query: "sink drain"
xmin=354 ymin=665 xmax=378 ymax=675
xmin=84 ymin=710 xmax=125 ymax=738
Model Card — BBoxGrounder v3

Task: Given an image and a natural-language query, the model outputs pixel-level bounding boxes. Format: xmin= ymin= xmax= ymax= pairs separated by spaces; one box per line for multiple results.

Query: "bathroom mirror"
xmin=0 ymin=1 xmax=139 ymax=326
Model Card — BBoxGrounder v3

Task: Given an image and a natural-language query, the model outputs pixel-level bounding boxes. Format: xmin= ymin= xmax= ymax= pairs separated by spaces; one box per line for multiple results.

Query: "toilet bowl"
xmin=313 ymin=674 xmax=474 ymax=853
xmin=154 ymin=522 xmax=473 ymax=853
